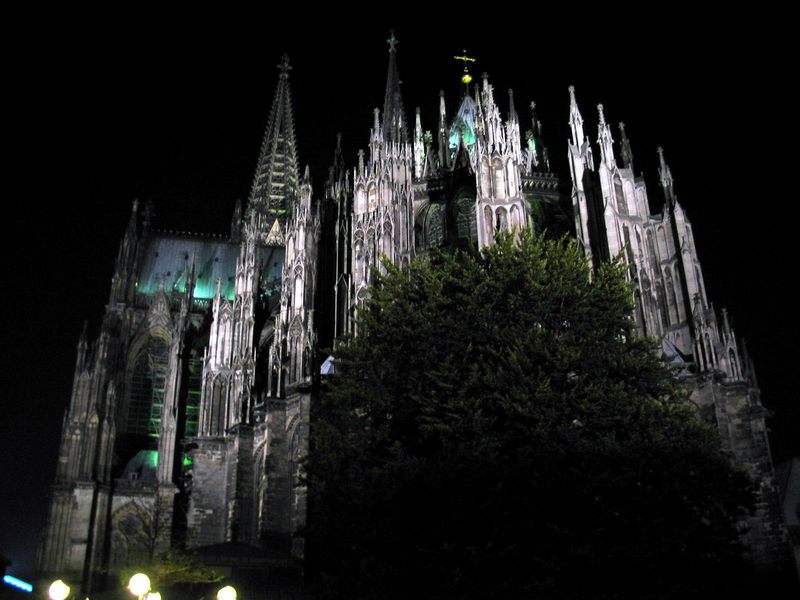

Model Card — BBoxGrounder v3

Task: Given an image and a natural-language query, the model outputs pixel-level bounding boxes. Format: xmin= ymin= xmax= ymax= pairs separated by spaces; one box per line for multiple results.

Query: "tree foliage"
xmin=118 ymin=549 xmax=223 ymax=592
xmin=307 ymin=233 xmax=754 ymax=599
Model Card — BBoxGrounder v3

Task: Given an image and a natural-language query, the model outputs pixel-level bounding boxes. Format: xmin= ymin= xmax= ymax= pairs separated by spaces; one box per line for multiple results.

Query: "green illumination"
xmin=143 ymin=450 xmax=158 ymax=469
xmin=449 ymin=123 xmax=476 ymax=149
xmin=182 ymin=456 xmax=193 ymax=467
xmin=448 ymin=95 xmax=477 ymax=154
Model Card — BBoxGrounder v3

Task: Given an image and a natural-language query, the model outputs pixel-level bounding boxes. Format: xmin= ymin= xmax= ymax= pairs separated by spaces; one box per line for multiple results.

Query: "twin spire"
xmin=247 ymin=35 xmax=408 ymax=230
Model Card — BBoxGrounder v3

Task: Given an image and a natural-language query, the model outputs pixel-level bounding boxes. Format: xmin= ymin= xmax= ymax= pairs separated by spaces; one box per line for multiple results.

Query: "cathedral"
xmin=38 ymin=36 xmax=790 ymax=591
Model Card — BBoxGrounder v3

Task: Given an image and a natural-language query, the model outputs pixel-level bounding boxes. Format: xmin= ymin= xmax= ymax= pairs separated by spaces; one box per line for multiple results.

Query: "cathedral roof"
xmin=136 ymin=234 xmax=240 ymax=300
xmin=448 ymin=94 xmax=477 ymax=155
xmin=136 ymin=233 xmax=286 ymax=301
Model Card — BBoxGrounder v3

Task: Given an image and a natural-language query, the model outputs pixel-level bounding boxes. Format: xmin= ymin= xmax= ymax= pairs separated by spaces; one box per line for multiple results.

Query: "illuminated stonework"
xmin=39 ymin=37 xmax=790 ymax=593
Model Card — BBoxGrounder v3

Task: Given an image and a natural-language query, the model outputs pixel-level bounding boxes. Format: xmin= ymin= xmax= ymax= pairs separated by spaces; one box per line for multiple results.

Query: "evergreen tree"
xmin=307 ymin=233 xmax=754 ymax=600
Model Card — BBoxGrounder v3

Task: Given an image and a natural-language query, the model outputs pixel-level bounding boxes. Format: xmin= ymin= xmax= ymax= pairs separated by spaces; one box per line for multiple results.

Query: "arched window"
xmin=657 ymin=225 xmax=669 ymax=258
xmin=729 ymin=349 xmax=740 ymax=380
xmin=480 ymin=158 xmax=491 ymax=196
xmin=506 ymin=161 xmax=517 ymax=196
xmin=368 ymin=185 xmax=378 ymax=212
xmin=293 ymin=270 xmax=304 ymax=309
xmin=496 ymin=206 xmax=508 ymax=232
xmin=493 ymin=159 xmax=506 ymax=199
xmin=383 ymin=222 xmax=394 ymax=259
xmin=483 ymin=205 xmax=493 ymax=243
xmin=127 ymin=337 xmax=170 ymax=436
xmin=509 ymin=204 xmax=521 ymax=232
xmin=695 ymin=266 xmax=706 ymax=307
xmin=623 ymin=225 xmax=635 ymax=277
xmin=354 ymin=186 xmax=366 ymax=214
xmin=425 ymin=205 xmax=444 ymax=247
xmin=647 ymin=230 xmax=658 ymax=273
xmin=455 ymin=195 xmax=476 ymax=241
xmin=657 ymin=282 xmax=669 ymax=329
xmin=615 ymin=175 xmax=627 ymax=215
xmin=665 ymin=268 xmax=679 ymax=324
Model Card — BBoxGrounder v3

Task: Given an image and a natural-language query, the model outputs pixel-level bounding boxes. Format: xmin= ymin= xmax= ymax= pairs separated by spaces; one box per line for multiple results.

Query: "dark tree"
xmin=307 ymin=233 xmax=754 ymax=600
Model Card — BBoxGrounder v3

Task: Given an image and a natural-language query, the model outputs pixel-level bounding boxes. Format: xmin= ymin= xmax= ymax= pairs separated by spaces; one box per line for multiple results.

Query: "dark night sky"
xmin=3 ymin=18 xmax=794 ymax=578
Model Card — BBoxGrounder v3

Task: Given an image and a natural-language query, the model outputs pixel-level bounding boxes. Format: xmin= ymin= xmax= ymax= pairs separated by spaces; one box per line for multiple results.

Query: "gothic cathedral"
xmin=38 ymin=39 xmax=789 ymax=590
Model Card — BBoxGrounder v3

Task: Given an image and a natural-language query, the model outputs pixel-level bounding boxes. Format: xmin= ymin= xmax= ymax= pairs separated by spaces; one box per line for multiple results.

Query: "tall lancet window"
xmin=615 ymin=175 xmax=627 ymax=216
xmin=127 ymin=337 xmax=169 ymax=436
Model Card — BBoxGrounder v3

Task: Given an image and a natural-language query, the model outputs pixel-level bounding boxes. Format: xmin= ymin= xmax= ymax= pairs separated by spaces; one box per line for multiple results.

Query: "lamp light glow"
xmin=48 ymin=580 xmax=70 ymax=600
xmin=217 ymin=585 xmax=237 ymax=600
xmin=127 ymin=573 xmax=151 ymax=597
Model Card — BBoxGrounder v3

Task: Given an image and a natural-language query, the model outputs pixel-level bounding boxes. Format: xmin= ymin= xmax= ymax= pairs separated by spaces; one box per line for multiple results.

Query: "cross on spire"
xmin=454 ymin=50 xmax=476 ymax=84
xmin=278 ymin=54 xmax=292 ymax=76
xmin=387 ymin=30 xmax=398 ymax=53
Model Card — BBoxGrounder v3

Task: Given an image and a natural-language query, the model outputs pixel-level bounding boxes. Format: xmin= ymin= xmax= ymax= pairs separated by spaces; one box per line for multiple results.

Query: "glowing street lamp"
xmin=48 ymin=580 xmax=71 ymax=600
xmin=217 ymin=585 xmax=237 ymax=600
xmin=127 ymin=573 xmax=151 ymax=600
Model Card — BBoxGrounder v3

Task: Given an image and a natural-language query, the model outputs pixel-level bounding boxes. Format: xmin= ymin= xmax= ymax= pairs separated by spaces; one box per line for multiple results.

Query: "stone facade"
xmin=38 ymin=38 xmax=790 ymax=592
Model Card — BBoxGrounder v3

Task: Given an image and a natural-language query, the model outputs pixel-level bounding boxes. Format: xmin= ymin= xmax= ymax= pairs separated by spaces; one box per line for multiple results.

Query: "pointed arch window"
xmin=615 ymin=175 xmax=627 ymax=215
xmin=127 ymin=337 xmax=169 ymax=436
xmin=646 ymin=230 xmax=659 ymax=273
xmin=493 ymin=159 xmax=506 ymax=199
xmin=368 ymin=185 xmax=378 ymax=212
xmin=455 ymin=195 xmax=476 ymax=241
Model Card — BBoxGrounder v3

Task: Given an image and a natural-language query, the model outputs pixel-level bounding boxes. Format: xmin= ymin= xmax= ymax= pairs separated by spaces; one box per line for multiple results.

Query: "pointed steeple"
xmin=568 ymin=85 xmax=585 ymax=147
xmin=437 ymin=90 xmax=450 ymax=169
xmin=328 ymin=132 xmax=347 ymax=196
xmin=597 ymin=104 xmax=615 ymax=167
xmin=248 ymin=54 xmax=300 ymax=225
xmin=230 ymin=199 xmax=242 ymax=241
xmin=508 ymin=89 xmax=518 ymax=123
xmin=75 ymin=320 xmax=89 ymax=373
xmin=528 ymin=101 xmax=549 ymax=170
xmin=382 ymin=30 xmax=407 ymax=144
xmin=413 ymin=107 xmax=425 ymax=180
xmin=658 ymin=146 xmax=676 ymax=205
xmin=619 ymin=122 xmax=634 ymax=171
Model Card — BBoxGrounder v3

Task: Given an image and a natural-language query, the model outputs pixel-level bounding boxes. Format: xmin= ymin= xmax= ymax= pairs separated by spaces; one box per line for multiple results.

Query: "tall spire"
xmin=508 ymin=89 xmax=518 ymax=123
xmin=528 ymin=101 xmax=550 ymax=171
xmin=658 ymin=146 xmax=675 ymax=205
xmin=568 ymin=85 xmax=585 ymax=147
xmin=619 ymin=122 xmax=634 ymax=171
xmin=248 ymin=54 xmax=300 ymax=225
xmin=437 ymin=90 xmax=449 ymax=169
xmin=382 ymin=30 xmax=407 ymax=144
xmin=597 ymin=104 xmax=615 ymax=167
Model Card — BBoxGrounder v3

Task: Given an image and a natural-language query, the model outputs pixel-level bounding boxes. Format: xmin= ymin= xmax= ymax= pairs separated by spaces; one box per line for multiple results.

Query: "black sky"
xmin=3 ymin=18 xmax=794 ymax=578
